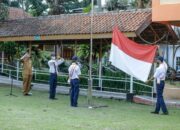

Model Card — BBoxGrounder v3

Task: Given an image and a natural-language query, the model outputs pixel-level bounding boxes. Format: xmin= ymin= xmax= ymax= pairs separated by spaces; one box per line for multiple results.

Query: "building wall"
xmin=152 ymin=0 xmax=180 ymax=26
xmin=160 ymin=44 xmax=180 ymax=70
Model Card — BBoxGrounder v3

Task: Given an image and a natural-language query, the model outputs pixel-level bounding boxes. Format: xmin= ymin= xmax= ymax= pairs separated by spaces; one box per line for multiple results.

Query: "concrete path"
xmin=0 ymin=75 xmax=126 ymax=100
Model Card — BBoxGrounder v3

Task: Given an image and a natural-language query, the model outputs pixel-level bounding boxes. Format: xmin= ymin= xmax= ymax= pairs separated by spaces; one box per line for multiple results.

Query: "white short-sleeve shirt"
xmin=68 ymin=63 xmax=81 ymax=79
xmin=48 ymin=58 xmax=64 ymax=74
xmin=154 ymin=61 xmax=167 ymax=82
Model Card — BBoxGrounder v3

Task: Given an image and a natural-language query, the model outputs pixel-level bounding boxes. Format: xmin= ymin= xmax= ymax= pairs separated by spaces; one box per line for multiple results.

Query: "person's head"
xmin=72 ymin=55 xmax=78 ymax=62
xmin=156 ymin=56 xmax=164 ymax=64
xmin=51 ymin=53 xmax=56 ymax=60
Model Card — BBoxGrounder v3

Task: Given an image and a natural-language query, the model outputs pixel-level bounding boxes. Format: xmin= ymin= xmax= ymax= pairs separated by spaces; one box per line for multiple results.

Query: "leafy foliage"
xmin=0 ymin=41 xmax=17 ymax=63
xmin=25 ymin=0 xmax=48 ymax=16
xmin=131 ymin=0 xmax=151 ymax=9
xmin=10 ymin=1 xmax=20 ymax=8
xmin=83 ymin=3 xmax=91 ymax=13
xmin=0 ymin=42 xmax=50 ymax=68
xmin=77 ymin=43 xmax=110 ymax=62
xmin=0 ymin=3 xmax=8 ymax=20
xmin=77 ymin=44 xmax=90 ymax=61
xmin=47 ymin=0 xmax=72 ymax=14
xmin=81 ymin=0 xmax=91 ymax=7
xmin=21 ymin=46 xmax=51 ymax=69
xmin=32 ymin=50 xmax=51 ymax=69
xmin=0 ymin=0 xmax=9 ymax=6
xmin=105 ymin=0 xmax=128 ymax=11
xmin=46 ymin=0 xmax=90 ymax=15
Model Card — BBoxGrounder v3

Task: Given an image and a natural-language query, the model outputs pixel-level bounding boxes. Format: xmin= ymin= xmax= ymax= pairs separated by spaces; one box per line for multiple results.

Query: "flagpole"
xmin=87 ymin=0 xmax=94 ymax=108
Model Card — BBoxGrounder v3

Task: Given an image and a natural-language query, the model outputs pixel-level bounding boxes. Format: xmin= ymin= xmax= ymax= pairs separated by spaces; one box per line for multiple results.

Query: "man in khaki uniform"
xmin=20 ymin=51 xmax=32 ymax=96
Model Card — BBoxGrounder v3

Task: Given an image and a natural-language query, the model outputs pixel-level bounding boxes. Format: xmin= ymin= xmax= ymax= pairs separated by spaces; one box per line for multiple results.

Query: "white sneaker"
xmin=28 ymin=92 xmax=32 ymax=95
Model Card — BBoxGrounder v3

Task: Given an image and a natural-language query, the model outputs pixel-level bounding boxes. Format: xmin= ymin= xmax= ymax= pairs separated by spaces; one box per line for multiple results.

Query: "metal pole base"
xmin=126 ymin=93 xmax=134 ymax=102
xmin=6 ymin=78 xmax=17 ymax=97
xmin=87 ymin=78 xmax=93 ymax=106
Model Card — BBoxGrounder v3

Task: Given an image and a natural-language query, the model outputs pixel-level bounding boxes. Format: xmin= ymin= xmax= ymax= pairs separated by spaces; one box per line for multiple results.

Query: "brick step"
xmin=133 ymin=95 xmax=180 ymax=108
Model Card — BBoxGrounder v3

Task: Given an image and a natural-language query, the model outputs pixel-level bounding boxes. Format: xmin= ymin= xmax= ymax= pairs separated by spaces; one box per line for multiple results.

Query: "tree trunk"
xmin=54 ymin=0 xmax=58 ymax=5
xmin=137 ymin=0 xmax=144 ymax=8
xmin=147 ymin=0 xmax=152 ymax=8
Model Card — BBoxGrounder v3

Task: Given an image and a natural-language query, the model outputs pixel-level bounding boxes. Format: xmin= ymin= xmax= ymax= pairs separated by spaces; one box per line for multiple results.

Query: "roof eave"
xmin=0 ymin=32 xmax=136 ymax=42
xmin=135 ymin=14 xmax=152 ymax=36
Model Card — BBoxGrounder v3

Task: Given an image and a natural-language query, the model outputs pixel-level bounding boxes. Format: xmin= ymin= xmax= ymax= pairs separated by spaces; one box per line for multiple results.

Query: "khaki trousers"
xmin=23 ymin=74 xmax=32 ymax=94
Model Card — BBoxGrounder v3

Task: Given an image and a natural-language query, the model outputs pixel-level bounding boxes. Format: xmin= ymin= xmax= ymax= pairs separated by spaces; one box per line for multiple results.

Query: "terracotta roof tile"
xmin=0 ymin=9 xmax=151 ymax=37
xmin=8 ymin=7 xmax=32 ymax=20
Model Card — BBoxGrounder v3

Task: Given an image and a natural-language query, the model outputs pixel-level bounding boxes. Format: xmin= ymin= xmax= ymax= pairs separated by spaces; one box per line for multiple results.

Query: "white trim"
xmin=160 ymin=0 xmax=180 ymax=5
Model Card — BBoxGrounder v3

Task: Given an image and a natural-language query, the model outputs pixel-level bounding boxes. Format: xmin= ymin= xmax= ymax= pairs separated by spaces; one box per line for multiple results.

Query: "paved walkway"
xmin=0 ymin=75 xmax=126 ymax=100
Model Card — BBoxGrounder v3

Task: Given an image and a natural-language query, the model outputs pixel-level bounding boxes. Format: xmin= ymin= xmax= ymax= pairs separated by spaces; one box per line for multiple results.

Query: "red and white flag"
xmin=109 ymin=27 xmax=158 ymax=82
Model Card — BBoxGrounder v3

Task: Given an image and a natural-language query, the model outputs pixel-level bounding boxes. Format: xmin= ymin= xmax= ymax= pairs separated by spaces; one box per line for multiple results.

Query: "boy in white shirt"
xmin=147 ymin=56 xmax=168 ymax=115
xmin=48 ymin=53 xmax=64 ymax=100
xmin=68 ymin=56 xmax=81 ymax=107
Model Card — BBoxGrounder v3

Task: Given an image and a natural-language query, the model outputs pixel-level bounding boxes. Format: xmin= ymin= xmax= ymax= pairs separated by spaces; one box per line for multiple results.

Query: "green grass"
xmin=0 ymin=84 xmax=180 ymax=130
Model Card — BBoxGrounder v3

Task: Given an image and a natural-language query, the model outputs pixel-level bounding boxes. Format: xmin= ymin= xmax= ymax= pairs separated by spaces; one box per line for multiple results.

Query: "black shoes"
xmin=151 ymin=111 xmax=159 ymax=114
xmin=49 ymin=98 xmax=58 ymax=100
xmin=24 ymin=94 xmax=31 ymax=96
xmin=71 ymin=105 xmax=77 ymax=107
xmin=162 ymin=112 xmax=169 ymax=115
xmin=151 ymin=111 xmax=169 ymax=115
xmin=24 ymin=93 xmax=32 ymax=96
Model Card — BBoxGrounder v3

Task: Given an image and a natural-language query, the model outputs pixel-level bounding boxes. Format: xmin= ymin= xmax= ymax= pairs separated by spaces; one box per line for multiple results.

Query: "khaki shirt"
xmin=22 ymin=58 xmax=32 ymax=75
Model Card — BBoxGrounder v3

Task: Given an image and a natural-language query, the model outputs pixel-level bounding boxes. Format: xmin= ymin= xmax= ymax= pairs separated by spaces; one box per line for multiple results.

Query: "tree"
xmin=24 ymin=0 xmax=48 ymax=16
xmin=81 ymin=0 xmax=91 ymax=7
xmin=63 ymin=0 xmax=80 ymax=13
xmin=77 ymin=43 xmax=109 ymax=63
xmin=0 ymin=0 xmax=10 ymax=6
xmin=83 ymin=3 xmax=91 ymax=13
xmin=77 ymin=44 xmax=89 ymax=61
xmin=46 ymin=0 xmax=65 ymax=15
xmin=10 ymin=1 xmax=20 ymax=8
xmin=105 ymin=0 xmax=128 ymax=11
xmin=0 ymin=42 xmax=17 ymax=63
xmin=131 ymin=0 xmax=151 ymax=9
xmin=11 ymin=0 xmax=47 ymax=16
xmin=46 ymin=0 xmax=81 ymax=15
xmin=0 ymin=3 xmax=8 ymax=20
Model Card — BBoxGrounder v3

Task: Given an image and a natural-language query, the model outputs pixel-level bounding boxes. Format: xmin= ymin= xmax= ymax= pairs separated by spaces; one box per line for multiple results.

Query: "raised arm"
xmin=57 ymin=58 xmax=64 ymax=66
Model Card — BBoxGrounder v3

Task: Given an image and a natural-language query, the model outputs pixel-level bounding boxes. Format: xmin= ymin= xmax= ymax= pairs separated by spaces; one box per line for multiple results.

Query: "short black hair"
xmin=157 ymin=56 xmax=164 ymax=62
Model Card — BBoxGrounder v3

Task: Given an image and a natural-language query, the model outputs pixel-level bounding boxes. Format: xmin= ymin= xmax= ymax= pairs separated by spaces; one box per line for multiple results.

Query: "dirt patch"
xmin=165 ymin=82 xmax=180 ymax=88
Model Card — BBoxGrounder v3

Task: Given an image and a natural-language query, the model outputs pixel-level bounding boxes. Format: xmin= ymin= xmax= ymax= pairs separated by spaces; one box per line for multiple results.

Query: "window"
xmin=176 ymin=57 xmax=180 ymax=71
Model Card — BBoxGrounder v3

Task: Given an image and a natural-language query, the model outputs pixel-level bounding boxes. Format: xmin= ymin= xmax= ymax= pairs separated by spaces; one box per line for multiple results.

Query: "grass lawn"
xmin=0 ymin=84 xmax=180 ymax=130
